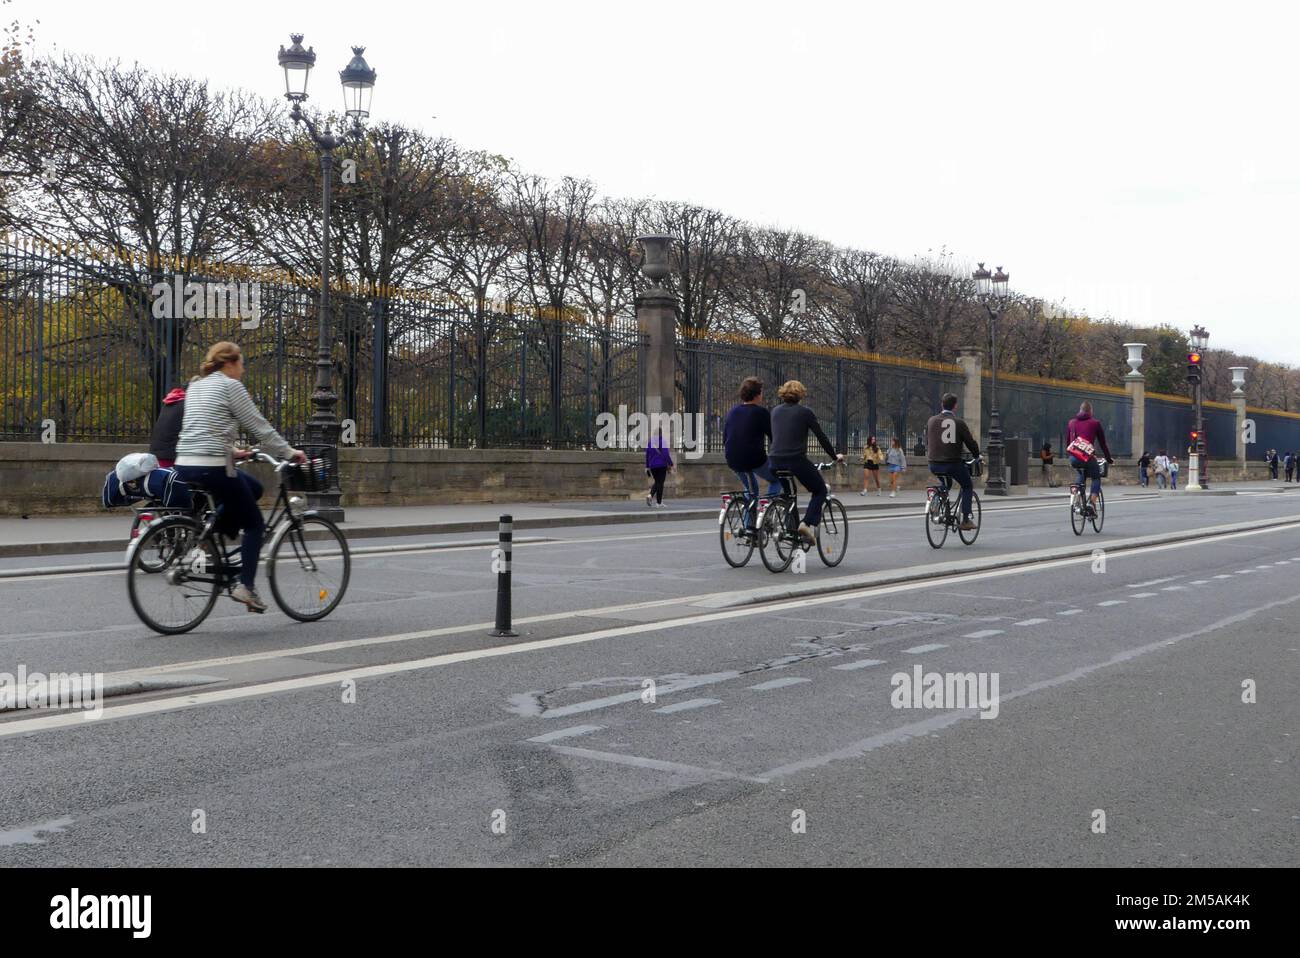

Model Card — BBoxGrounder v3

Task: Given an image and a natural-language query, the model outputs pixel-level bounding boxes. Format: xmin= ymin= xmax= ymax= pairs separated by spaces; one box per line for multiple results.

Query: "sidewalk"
xmin=2 ymin=481 xmax=1294 ymax=560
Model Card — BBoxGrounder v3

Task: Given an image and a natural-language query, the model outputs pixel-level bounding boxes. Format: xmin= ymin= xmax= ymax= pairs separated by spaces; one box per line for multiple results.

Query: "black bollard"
xmin=491 ymin=515 xmax=518 ymax=637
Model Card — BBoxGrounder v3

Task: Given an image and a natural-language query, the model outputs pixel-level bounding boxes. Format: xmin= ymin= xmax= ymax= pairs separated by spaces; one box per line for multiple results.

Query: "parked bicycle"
xmin=126 ymin=450 xmax=351 ymax=634
xmin=924 ymin=456 xmax=983 ymax=548
xmin=1069 ymin=457 xmax=1107 ymax=535
xmin=754 ymin=461 xmax=849 ymax=572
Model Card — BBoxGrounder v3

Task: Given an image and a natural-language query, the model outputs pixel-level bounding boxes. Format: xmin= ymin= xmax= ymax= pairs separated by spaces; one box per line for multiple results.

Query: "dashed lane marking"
xmin=526 ymin=724 xmax=604 ymax=744
xmin=963 ymin=629 xmax=1005 ymax=639
xmin=1097 ymin=600 xmax=1126 ymax=607
xmin=654 ymin=698 xmax=721 ymax=715
xmin=831 ymin=659 xmax=886 ymax=671
xmin=901 ymin=643 xmax=948 ymax=654
xmin=1057 ymin=609 xmax=1084 ymax=616
xmin=1130 ymin=593 xmax=1158 ymax=598
xmin=748 ymin=677 xmax=812 ymax=691
xmin=1013 ymin=618 xmax=1049 ymax=626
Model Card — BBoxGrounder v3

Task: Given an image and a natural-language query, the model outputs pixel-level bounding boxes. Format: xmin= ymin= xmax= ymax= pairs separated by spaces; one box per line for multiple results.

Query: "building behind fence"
xmin=4 ymin=236 xmax=1300 ymax=460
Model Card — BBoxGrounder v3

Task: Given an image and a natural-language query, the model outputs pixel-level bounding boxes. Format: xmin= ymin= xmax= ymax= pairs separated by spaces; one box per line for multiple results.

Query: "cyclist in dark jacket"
xmin=723 ymin=377 xmax=782 ymax=530
xmin=148 ymin=385 xmax=187 ymax=467
xmin=769 ymin=380 xmax=843 ymax=547
xmin=926 ymin=392 xmax=980 ymax=530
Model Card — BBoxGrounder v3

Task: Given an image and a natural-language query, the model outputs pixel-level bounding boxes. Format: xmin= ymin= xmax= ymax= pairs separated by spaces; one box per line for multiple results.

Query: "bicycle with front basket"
xmin=924 ymin=456 xmax=983 ymax=548
xmin=126 ymin=450 xmax=351 ymax=634
xmin=753 ymin=461 xmax=849 ymax=573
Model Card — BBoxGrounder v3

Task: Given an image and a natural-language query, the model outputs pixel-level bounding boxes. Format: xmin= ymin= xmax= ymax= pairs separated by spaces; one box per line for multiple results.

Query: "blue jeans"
xmin=734 ymin=462 xmax=783 ymax=530
xmin=1069 ymin=455 xmax=1102 ymax=497
xmin=1139 ymin=466 xmax=1148 ymax=487
xmin=929 ymin=461 xmax=973 ymax=519
xmin=769 ymin=455 xmax=829 ymax=527
xmin=174 ymin=467 xmax=265 ymax=589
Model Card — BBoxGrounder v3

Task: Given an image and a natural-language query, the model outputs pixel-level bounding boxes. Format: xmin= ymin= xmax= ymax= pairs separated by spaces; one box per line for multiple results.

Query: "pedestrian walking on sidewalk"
xmin=1154 ymin=450 xmax=1171 ymax=489
xmin=885 ymin=437 xmax=907 ymax=497
xmin=1286 ymin=451 xmax=1295 ymax=483
xmin=1040 ymin=442 xmax=1057 ymax=487
xmin=1268 ymin=449 xmax=1279 ymax=479
xmin=1138 ymin=451 xmax=1151 ymax=487
xmin=1169 ymin=455 xmax=1180 ymax=490
xmin=645 ymin=426 xmax=674 ymax=507
xmin=861 ymin=436 xmax=884 ymax=495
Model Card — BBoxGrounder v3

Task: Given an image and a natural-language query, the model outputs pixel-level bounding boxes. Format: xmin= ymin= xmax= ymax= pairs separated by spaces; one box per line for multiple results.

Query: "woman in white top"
xmin=174 ymin=341 xmax=306 ymax=613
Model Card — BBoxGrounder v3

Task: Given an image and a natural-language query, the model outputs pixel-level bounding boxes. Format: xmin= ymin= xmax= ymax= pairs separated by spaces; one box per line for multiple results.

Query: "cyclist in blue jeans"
xmin=926 ymin=393 xmax=980 ymax=531
xmin=724 ymin=377 xmax=782 ymax=532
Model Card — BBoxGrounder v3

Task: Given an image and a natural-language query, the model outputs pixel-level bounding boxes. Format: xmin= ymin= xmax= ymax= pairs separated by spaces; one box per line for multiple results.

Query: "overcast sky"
xmin=14 ymin=0 xmax=1300 ymax=365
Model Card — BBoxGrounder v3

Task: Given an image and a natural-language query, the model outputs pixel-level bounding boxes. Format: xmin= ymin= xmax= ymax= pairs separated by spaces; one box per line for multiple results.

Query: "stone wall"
xmin=0 ymin=442 xmax=1280 ymax=517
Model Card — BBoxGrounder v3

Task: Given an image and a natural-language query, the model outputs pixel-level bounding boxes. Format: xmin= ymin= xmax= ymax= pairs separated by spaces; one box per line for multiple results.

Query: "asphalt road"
xmin=1 ymin=490 xmax=1297 ymax=865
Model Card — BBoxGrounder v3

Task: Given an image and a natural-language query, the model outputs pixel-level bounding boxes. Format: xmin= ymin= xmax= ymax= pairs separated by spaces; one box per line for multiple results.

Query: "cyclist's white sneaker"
xmin=232 ymin=584 xmax=267 ymax=613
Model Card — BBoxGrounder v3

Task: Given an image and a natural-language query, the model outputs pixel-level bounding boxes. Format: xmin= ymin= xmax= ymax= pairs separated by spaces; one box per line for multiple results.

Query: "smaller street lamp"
xmin=973 ymin=261 xmax=1011 ymax=495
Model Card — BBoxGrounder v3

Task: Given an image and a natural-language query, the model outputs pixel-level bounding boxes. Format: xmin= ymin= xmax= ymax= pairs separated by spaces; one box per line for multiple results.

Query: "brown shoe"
xmin=959 ymin=519 xmax=977 ymax=532
xmin=797 ymin=523 xmax=817 ymax=547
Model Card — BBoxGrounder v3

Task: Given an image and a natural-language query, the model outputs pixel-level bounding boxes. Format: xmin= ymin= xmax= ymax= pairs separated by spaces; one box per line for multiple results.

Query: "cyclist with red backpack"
xmin=1066 ymin=402 xmax=1114 ymax=517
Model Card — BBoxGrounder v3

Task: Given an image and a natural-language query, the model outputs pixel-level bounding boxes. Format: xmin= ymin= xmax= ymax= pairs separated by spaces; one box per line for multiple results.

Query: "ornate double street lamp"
xmin=972 ymin=262 xmax=1010 ymax=496
xmin=274 ymin=34 xmax=378 ymax=522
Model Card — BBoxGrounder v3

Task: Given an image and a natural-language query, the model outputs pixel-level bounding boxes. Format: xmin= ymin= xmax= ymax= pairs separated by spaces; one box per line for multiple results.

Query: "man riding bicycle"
xmin=1066 ymin=401 xmax=1113 ymax=515
xmin=723 ymin=377 xmax=782 ymax=533
xmin=769 ymin=380 xmax=844 ymax=548
xmin=926 ymin=393 xmax=980 ymax=531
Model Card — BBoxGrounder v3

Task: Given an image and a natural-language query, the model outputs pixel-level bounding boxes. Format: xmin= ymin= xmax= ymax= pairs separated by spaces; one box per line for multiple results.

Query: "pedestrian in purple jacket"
xmin=645 ymin=427 xmax=675 ymax=507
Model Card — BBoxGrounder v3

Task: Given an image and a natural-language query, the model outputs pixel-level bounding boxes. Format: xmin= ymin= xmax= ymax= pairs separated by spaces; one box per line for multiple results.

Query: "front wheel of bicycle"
xmin=759 ymin=499 xmax=795 ymax=573
xmin=127 ymin=517 xmax=220 ymax=635
xmin=816 ymin=498 xmax=849 ymax=566
xmin=1091 ymin=488 xmax=1105 ymax=533
xmin=267 ymin=515 xmax=351 ymax=621
xmin=958 ymin=491 xmax=982 ymax=545
xmin=925 ymin=494 xmax=949 ymax=549
xmin=720 ymin=498 xmax=756 ymax=568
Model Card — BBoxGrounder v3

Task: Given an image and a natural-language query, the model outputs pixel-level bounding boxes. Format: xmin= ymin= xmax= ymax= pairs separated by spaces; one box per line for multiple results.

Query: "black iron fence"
xmin=678 ymin=332 xmax=964 ymax=458
xmin=0 ymin=237 xmax=644 ymax=448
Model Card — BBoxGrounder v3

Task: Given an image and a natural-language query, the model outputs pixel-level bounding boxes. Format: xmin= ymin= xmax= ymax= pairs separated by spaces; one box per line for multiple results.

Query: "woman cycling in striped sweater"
xmin=174 ymin=342 xmax=307 ymax=613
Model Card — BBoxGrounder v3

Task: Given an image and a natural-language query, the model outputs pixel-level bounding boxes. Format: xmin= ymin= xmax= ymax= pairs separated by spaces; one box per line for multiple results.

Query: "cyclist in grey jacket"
xmin=174 ymin=341 xmax=305 ymax=613
xmin=769 ymin=380 xmax=844 ymax=547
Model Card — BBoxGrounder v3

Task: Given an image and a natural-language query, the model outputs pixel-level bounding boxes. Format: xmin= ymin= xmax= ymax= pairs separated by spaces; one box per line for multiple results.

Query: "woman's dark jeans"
xmin=174 ymin=467 xmax=264 ymax=589
xmin=769 ymin=455 xmax=828 ymax=526
xmin=649 ymin=467 xmax=668 ymax=504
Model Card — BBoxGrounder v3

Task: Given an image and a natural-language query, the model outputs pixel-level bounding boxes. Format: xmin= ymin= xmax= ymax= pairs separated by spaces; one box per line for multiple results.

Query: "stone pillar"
xmin=955 ymin=346 xmax=983 ymax=446
xmin=1229 ymin=366 xmax=1249 ymax=476
xmin=636 ymin=289 xmax=678 ymax=416
xmin=1123 ymin=343 xmax=1147 ymax=459
xmin=1125 ymin=374 xmax=1145 ymax=459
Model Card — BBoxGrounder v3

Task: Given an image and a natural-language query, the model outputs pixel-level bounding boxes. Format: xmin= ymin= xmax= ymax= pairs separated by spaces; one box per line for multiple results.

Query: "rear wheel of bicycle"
xmin=1091 ymin=488 xmax=1105 ymax=533
xmin=720 ymin=498 xmax=755 ymax=568
xmin=268 ymin=515 xmax=351 ymax=621
xmin=958 ymin=491 xmax=982 ymax=545
xmin=759 ymin=499 xmax=795 ymax=573
xmin=925 ymin=494 xmax=949 ymax=549
xmin=816 ymin=498 xmax=849 ymax=566
xmin=1070 ymin=490 xmax=1086 ymax=536
xmin=127 ymin=517 xmax=220 ymax=635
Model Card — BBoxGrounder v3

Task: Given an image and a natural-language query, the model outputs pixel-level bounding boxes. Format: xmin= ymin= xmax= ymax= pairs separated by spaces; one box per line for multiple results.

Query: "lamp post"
xmin=275 ymin=33 xmax=377 ymax=522
xmin=1188 ymin=324 xmax=1209 ymax=490
xmin=972 ymin=262 xmax=1010 ymax=495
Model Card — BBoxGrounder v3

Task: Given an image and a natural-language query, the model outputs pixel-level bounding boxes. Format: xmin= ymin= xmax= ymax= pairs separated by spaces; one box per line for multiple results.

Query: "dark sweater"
xmin=148 ymin=391 xmax=186 ymax=462
xmin=770 ymin=402 xmax=836 ymax=460
xmin=723 ymin=403 xmax=772 ymax=471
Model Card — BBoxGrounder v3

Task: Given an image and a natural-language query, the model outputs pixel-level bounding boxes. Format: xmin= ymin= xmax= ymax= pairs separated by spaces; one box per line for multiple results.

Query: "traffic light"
xmin=1187 ymin=351 xmax=1203 ymax=384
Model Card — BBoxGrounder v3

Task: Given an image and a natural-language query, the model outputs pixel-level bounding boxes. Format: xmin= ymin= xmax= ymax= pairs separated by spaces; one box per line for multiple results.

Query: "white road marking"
xmin=1097 ymin=600 xmax=1126 ymax=606
xmin=831 ymin=659 xmax=886 ymax=671
xmin=901 ymin=643 xmax=948 ymax=654
xmin=963 ymin=629 xmax=1005 ymax=639
xmin=1161 ymin=585 xmax=1187 ymax=591
xmin=1189 ymin=580 xmax=1210 ymax=585
xmin=1236 ymin=569 xmax=1254 ymax=574
xmin=526 ymin=724 xmax=604 ymax=744
xmin=1214 ymin=574 xmax=1234 ymax=580
xmin=747 ymin=677 xmax=811 ymax=691
xmin=758 ymin=590 xmax=1300 ymax=780
xmin=6 ymin=519 xmax=1300 ymax=740
xmin=654 ymin=698 xmax=721 ymax=714
xmin=1014 ymin=618 xmax=1049 ymax=626
xmin=547 ymin=745 xmax=768 ymax=784
xmin=1129 ymin=593 xmax=1158 ymax=598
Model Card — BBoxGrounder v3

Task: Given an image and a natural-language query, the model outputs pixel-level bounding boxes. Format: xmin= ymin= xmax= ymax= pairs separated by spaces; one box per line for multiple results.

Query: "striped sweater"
xmin=175 ymin=371 xmax=292 ymax=466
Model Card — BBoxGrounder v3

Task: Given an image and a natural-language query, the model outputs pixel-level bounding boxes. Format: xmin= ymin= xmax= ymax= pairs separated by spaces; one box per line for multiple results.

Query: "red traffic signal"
xmin=1187 ymin=352 xmax=1203 ymax=365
